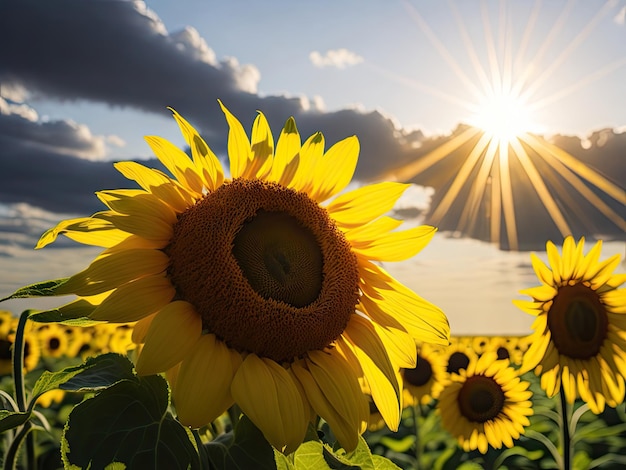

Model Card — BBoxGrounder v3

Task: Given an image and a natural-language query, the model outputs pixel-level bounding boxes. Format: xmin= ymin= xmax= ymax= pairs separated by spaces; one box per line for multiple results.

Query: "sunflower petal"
xmin=219 ymin=100 xmax=251 ymax=179
xmin=144 ymin=135 xmax=204 ymax=195
xmin=291 ymin=132 xmax=324 ymax=193
xmin=58 ymin=249 xmax=169 ymax=296
xmin=309 ymin=136 xmax=360 ymax=202
xmin=291 ymin=359 xmax=363 ymax=452
xmin=90 ymin=275 xmax=176 ymax=322
xmin=530 ymin=253 xmax=553 ymax=287
xmin=36 ymin=217 xmax=128 ymax=249
xmin=136 ymin=301 xmax=201 ymax=375
xmin=175 ymin=334 xmax=242 ymax=428
xmin=326 ymin=182 xmax=410 ymax=229
xmin=169 ymin=108 xmax=224 ymax=191
xmin=245 ymin=111 xmax=274 ymax=179
xmin=351 ymin=225 xmax=437 ymax=261
xmin=231 ymin=354 xmax=308 ymax=453
xmin=270 ymin=117 xmax=301 ymax=185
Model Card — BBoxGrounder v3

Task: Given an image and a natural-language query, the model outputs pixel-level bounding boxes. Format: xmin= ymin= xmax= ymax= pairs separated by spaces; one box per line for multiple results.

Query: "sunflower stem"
xmin=412 ymin=404 xmax=422 ymax=470
xmin=558 ymin=385 xmax=572 ymax=470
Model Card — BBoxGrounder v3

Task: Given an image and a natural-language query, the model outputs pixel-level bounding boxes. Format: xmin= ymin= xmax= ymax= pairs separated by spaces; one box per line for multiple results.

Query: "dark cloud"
xmin=0 ymin=0 xmax=623 ymax=252
xmin=0 ymin=0 xmax=416 ymax=179
xmin=385 ymin=126 xmax=626 ymax=250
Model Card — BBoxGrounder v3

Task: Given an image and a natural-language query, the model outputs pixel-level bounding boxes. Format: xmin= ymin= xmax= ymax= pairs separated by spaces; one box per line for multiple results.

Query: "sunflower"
xmin=36 ymin=102 xmax=449 ymax=453
xmin=515 ymin=236 xmax=626 ymax=414
xmin=38 ymin=323 xmax=69 ymax=358
xmin=442 ymin=338 xmax=477 ymax=375
xmin=438 ymin=352 xmax=533 ymax=454
xmin=402 ymin=342 xmax=448 ymax=406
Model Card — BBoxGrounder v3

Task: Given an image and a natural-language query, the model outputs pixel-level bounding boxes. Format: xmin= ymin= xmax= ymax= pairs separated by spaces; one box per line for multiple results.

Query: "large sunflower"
xmin=36 ymin=102 xmax=449 ymax=453
xmin=438 ymin=352 xmax=533 ymax=454
xmin=515 ymin=236 xmax=626 ymax=414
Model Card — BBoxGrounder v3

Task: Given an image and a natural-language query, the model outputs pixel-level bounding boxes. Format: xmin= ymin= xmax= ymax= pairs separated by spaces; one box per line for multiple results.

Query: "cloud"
xmin=0 ymin=0 xmax=623 ymax=252
xmin=614 ymin=6 xmax=626 ymax=25
xmin=309 ymin=49 xmax=364 ymax=69
xmin=0 ymin=96 xmax=118 ymax=160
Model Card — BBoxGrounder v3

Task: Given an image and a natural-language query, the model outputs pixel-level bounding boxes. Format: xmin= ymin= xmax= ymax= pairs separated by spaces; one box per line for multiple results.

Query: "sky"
xmin=0 ymin=0 xmax=624 ymax=335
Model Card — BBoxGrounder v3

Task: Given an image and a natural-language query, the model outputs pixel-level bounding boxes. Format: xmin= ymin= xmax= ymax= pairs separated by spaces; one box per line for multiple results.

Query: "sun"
xmin=470 ymin=90 xmax=534 ymax=144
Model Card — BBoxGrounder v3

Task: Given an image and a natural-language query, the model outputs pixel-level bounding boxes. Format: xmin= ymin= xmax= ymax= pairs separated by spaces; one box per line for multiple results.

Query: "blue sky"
xmin=0 ymin=0 xmax=624 ymax=333
xmin=16 ymin=0 xmax=626 ymax=162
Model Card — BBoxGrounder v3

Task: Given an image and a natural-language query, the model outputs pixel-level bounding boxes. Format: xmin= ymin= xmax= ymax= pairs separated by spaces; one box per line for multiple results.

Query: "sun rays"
xmin=382 ymin=0 xmax=625 ymax=250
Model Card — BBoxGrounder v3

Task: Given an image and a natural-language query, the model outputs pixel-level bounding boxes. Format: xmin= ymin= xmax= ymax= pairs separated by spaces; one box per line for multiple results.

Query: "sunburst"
xmin=378 ymin=1 xmax=625 ymax=250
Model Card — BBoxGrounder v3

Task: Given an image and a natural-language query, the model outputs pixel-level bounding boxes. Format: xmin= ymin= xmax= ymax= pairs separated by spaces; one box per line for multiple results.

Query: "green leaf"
xmin=0 ymin=410 xmax=32 ymax=433
xmin=205 ymin=414 xmax=277 ymax=470
xmin=28 ymin=298 xmax=98 ymax=326
xmin=61 ymin=374 xmax=200 ymax=470
xmin=379 ymin=435 xmax=416 ymax=453
xmin=293 ymin=441 xmax=334 ymax=470
xmin=30 ymin=353 xmax=136 ymax=405
xmin=274 ymin=450 xmax=296 ymax=470
xmin=321 ymin=443 xmax=360 ymax=469
xmin=371 ymin=455 xmax=402 ymax=470
xmin=333 ymin=436 xmax=375 ymax=469
xmin=0 ymin=278 xmax=70 ymax=301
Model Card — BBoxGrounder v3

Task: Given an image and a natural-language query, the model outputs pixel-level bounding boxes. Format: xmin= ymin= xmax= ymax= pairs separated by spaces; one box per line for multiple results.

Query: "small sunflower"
xmin=438 ymin=352 xmax=533 ymax=454
xmin=38 ymin=324 xmax=69 ymax=358
xmin=402 ymin=342 xmax=448 ymax=406
xmin=36 ymin=102 xmax=449 ymax=453
xmin=442 ymin=339 xmax=477 ymax=375
xmin=515 ymin=236 xmax=626 ymax=413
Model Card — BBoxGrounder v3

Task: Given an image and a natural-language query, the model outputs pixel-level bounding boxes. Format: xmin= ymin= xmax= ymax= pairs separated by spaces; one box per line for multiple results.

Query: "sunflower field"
xmin=1 ymin=105 xmax=625 ymax=469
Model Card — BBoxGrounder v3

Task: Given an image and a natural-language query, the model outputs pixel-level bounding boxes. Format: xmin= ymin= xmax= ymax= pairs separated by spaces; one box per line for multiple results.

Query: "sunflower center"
xmin=232 ymin=210 xmax=322 ymax=307
xmin=166 ymin=179 xmax=360 ymax=363
xmin=404 ymin=355 xmax=433 ymax=387
xmin=547 ymin=283 xmax=608 ymax=359
xmin=458 ymin=375 xmax=505 ymax=423
xmin=447 ymin=351 xmax=470 ymax=374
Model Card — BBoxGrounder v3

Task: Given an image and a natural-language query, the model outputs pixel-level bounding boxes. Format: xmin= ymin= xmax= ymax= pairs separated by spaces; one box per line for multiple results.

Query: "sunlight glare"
xmin=471 ymin=91 xmax=534 ymax=143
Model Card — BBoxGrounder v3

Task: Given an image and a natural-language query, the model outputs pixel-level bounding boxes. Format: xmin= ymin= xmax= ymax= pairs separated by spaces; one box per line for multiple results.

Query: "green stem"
xmin=12 ymin=310 xmax=29 ymax=412
xmin=559 ymin=385 xmax=571 ymax=470
xmin=413 ymin=404 xmax=422 ymax=470
xmin=3 ymin=422 xmax=32 ymax=470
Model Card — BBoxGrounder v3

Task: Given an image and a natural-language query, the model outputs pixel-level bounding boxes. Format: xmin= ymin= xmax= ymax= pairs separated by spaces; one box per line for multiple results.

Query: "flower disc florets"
xmin=166 ymin=178 xmax=360 ymax=362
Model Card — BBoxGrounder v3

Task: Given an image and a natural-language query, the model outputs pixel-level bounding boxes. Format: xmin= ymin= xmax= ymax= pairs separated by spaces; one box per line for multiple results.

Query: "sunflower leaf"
xmin=31 ymin=353 xmax=137 ymax=404
xmin=0 ymin=410 xmax=32 ymax=434
xmin=205 ymin=414 xmax=276 ymax=470
xmin=0 ymin=278 xmax=70 ymax=301
xmin=61 ymin=374 xmax=200 ymax=470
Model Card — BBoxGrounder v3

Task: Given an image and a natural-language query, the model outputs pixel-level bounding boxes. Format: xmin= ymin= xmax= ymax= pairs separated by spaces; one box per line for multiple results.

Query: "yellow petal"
xmin=270 ymin=117 xmax=301 ymax=185
xmin=231 ymin=354 xmax=308 ymax=453
xmin=351 ymin=225 xmax=437 ymax=262
xmin=309 ymin=136 xmax=360 ymax=202
xmin=290 ymin=132 xmax=324 ymax=192
xmin=338 ymin=333 xmax=400 ymax=432
xmin=36 ymin=217 xmax=128 ymax=249
xmin=244 ymin=111 xmax=274 ymax=179
xmin=530 ymin=253 xmax=553 ymax=287
xmin=369 ymin=320 xmax=417 ymax=369
xmin=174 ymin=334 xmax=242 ymax=428
xmin=144 ymin=135 xmax=205 ymax=195
xmin=291 ymin=360 xmax=361 ymax=452
xmin=114 ymin=161 xmax=194 ymax=212
xmin=219 ymin=100 xmax=251 ymax=179
xmin=546 ymin=240 xmax=563 ymax=284
xmin=358 ymin=259 xmax=450 ymax=345
xmin=94 ymin=210 xmax=172 ymax=244
xmin=132 ymin=312 xmax=156 ymax=344
xmin=345 ymin=217 xmax=403 ymax=242
xmin=90 ymin=275 xmax=175 ymax=322
xmin=59 ymin=249 xmax=169 ymax=296
xmin=560 ymin=236 xmax=577 ymax=281
xmin=307 ymin=349 xmax=369 ymax=431
xmin=326 ymin=182 xmax=410 ymax=229
xmin=169 ymin=108 xmax=224 ymax=191
xmin=136 ymin=301 xmax=201 ymax=376
xmin=97 ymin=190 xmax=177 ymax=225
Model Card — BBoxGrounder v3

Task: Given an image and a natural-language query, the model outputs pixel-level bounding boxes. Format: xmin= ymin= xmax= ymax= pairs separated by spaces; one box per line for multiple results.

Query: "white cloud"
xmin=309 ymin=48 xmax=364 ymax=69
xmin=614 ymin=6 xmax=626 ymax=25
xmin=106 ymin=134 xmax=126 ymax=148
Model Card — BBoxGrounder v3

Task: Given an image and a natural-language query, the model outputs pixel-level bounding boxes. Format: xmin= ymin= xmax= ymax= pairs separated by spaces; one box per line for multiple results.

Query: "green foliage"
xmin=0 ymin=278 xmax=70 ymax=301
xmin=61 ymin=374 xmax=201 ymax=470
